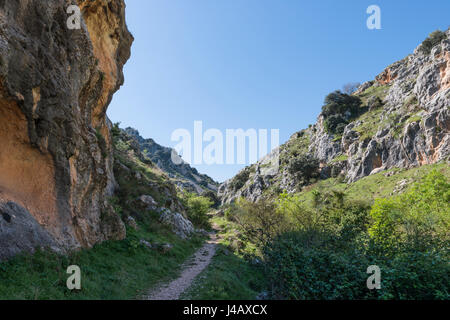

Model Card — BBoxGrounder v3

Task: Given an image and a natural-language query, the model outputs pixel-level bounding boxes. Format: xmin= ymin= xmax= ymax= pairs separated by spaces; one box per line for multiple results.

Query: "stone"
xmin=138 ymin=195 xmax=158 ymax=209
xmin=126 ymin=216 xmax=138 ymax=230
xmin=0 ymin=0 xmax=132 ymax=254
xmin=159 ymin=209 xmax=194 ymax=239
xmin=0 ymin=201 xmax=62 ymax=261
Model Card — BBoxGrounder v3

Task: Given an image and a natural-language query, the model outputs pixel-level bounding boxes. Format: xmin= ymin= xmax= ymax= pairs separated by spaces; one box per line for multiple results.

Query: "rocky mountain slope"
xmin=122 ymin=127 xmax=218 ymax=194
xmin=0 ymin=0 xmax=132 ymax=259
xmin=219 ymin=28 xmax=450 ymax=204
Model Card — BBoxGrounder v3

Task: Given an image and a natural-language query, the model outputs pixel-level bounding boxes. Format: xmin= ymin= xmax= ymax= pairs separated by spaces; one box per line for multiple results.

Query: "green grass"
xmin=0 ymin=221 xmax=205 ymax=300
xmin=352 ymin=107 xmax=385 ymax=141
xmin=296 ymin=162 xmax=449 ymax=207
xmin=330 ymin=154 xmax=349 ymax=163
xmin=181 ymin=216 xmax=266 ymax=300
xmin=357 ymin=84 xmax=390 ymax=105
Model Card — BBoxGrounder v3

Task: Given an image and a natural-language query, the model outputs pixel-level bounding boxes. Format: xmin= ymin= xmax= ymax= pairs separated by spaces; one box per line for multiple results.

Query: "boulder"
xmin=159 ymin=209 xmax=194 ymax=239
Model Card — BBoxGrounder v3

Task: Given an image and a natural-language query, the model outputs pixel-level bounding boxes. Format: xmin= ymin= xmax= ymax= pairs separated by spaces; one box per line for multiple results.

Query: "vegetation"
xmin=342 ymin=82 xmax=361 ymax=95
xmin=321 ymin=91 xmax=362 ymax=135
xmin=0 ymin=210 xmax=205 ymax=300
xmin=221 ymin=164 xmax=449 ymax=300
xmin=287 ymin=154 xmax=320 ymax=185
xmin=229 ymin=167 xmax=252 ymax=191
xmin=182 ymin=193 xmax=214 ymax=229
xmin=0 ymin=126 xmax=208 ymax=299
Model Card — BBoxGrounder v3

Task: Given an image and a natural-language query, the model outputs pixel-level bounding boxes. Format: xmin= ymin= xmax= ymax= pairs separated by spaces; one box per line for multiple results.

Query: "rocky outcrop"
xmin=122 ymin=127 xmax=218 ymax=194
xmin=0 ymin=0 xmax=133 ymax=255
xmin=159 ymin=208 xmax=194 ymax=239
xmin=219 ymin=28 xmax=450 ymax=204
xmin=0 ymin=201 xmax=61 ymax=260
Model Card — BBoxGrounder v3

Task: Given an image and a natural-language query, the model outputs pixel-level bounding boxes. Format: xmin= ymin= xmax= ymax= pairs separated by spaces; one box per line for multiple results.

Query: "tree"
xmin=342 ymin=82 xmax=361 ymax=95
xmin=287 ymin=154 xmax=320 ymax=184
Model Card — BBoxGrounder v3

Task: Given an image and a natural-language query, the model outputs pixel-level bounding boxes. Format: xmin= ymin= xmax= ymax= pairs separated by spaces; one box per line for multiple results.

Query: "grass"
xmin=297 ymin=162 xmax=449 ymax=207
xmin=181 ymin=216 xmax=266 ymax=300
xmin=330 ymin=154 xmax=349 ymax=163
xmin=357 ymin=84 xmax=390 ymax=105
xmin=0 ymin=222 xmax=205 ymax=300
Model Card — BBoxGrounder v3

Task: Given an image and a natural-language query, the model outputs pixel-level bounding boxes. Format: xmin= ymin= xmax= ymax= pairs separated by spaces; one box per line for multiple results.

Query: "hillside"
xmin=219 ymin=28 xmax=450 ymax=204
xmin=121 ymin=127 xmax=218 ymax=194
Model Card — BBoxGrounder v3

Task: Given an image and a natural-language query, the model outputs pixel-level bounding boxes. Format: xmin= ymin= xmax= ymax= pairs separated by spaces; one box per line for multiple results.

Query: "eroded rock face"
xmin=0 ymin=0 xmax=133 ymax=254
xmin=219 ymin=29 xmax=450 ymax=204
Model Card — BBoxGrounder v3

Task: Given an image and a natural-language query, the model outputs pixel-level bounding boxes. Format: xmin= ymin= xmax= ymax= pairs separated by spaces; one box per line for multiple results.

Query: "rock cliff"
xmin=0 ymin=0 xmax=133 ymax=259
xmin=219 ymin=29 xmax=450 ymax=204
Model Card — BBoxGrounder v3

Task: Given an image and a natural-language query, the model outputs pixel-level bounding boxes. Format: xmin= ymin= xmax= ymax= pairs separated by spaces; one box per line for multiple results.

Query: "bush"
xmin=183 ymin=193 xmax=213 ymax=229
xmin=230 ymin=168 xmax=251 ymax=191
xmin=419 ymin=30 xmax=447 ymax=55
xmin=262 ymin=170 xmax=449 ymax=299
xmin=321 ymin=91 xmax=362 ymax=135
xmin=369 ymin=169 xmax=450 ymax=253
xmin=264 ymin=231 xmax=370 ymax=300
xmin=202 ymin=190 xmax=220 ymax=208
xmin=234 ymin=198 xmax=290 ymax=249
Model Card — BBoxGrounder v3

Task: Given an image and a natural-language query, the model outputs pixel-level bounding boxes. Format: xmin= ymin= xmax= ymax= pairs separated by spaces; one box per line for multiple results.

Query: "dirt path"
xmin=144 ymin=232 xmax=218 ymax=300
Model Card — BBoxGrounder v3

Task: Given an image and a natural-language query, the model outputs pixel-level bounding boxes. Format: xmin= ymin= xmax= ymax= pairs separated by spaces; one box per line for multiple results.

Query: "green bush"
xmin=369 ymin=169 xmax=450 ymax=253
xmin=321 ymin=91 xmax=362 ymax=135
xmin=261 ymin=170 xmax=449 ymax=300
xmin=234 ymin=198 xmax=290 ymax=249
xmin=287 ymin=154 xmax=320 ymax=184
xmin=230 ymin=168 xmax=251 ymax=191
xmin=183 ymin=193 xmax=213 ymax=229
xmin=264 ymin=231 xmax=370 ymax=300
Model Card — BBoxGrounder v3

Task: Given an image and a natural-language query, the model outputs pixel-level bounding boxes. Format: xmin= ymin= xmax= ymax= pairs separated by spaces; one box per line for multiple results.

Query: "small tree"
xmin=183 ymin=193 xmax=213 ymax=229
xmin=419 ymin=30 xmax=447 ymax=55
xmin=342 ymin=82 xmax=361 ymax=95
xmin=287 ymin=154 xmax=320 ymax=184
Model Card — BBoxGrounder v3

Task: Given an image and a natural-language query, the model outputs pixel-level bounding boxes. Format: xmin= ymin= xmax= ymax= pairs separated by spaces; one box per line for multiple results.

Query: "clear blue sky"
xmin=107 ymin=0 xmax=449 ymax=183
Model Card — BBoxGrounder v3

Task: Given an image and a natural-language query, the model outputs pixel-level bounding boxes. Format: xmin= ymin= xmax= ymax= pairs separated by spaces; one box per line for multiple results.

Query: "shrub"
xmin=230 ymin=168 xmax=251 ymax=191
xmin=264 ymin=231 xmax=370 ymax=300
xmin=321 ymin=91 xmax=362 ymax=135
xmin=287 ymin=154 xmax=320 ymax=184
xmin=369 ymin=169 xmax=450 ymax=253
xmin=419 ymin=30 xmax=447 ymax=55
xmin=183 ymin=193 xmax=213 ymax=229
xmin=202 ymin=190 xmax=220 ymax=208
xmin=234 ymin=198 xmax=290 ymax=249
xmin=262 ymin=171 xmax=449 ymax=300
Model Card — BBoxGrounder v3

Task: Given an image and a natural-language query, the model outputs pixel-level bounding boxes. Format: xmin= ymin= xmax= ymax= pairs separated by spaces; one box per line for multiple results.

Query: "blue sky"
xmin=107 ymin=0 xmax=450 ymax=183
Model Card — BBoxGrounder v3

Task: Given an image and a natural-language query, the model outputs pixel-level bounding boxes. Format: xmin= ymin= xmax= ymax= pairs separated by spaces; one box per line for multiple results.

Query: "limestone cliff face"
xmin=219 ymin=29 xmax=450 ymax=204
xmin=0 ymin=0 xmax=133 ymax=258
